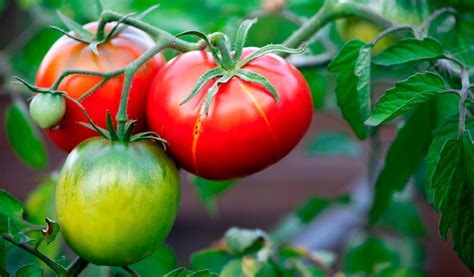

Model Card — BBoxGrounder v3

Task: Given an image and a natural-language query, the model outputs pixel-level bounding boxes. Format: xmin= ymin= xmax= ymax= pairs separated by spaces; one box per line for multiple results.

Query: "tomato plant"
xmin=147 ymin=47 xmax=312 ymax=180
xmin=35 ymin=22 xmax=165 ymax=152
xmin=56 ymin=138 xmax=180 ymax=266
xmin=2 ymin=0 xmax=474 ymax=276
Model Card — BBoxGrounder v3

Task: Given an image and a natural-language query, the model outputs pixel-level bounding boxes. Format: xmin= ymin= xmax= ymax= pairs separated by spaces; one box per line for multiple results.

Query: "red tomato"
xmin=147 ymin=48 xmax=313 ymax=180
xmin=35 ymin=22 xmax=165 ymax=152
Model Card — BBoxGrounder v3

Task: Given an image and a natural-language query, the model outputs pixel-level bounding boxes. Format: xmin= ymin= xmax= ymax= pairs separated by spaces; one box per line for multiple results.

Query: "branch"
xmin=2 ymin=233 xmax=67 ymax=275
xmin=99 ymin=10 xmax=206 ymax=52
xmin=282 ymin=0 xmax=393 ymax=51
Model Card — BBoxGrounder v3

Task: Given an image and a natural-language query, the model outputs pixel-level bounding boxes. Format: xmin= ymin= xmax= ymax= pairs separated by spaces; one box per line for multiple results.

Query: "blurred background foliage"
xmin=2 ymin=0 xmax=474 ymax=276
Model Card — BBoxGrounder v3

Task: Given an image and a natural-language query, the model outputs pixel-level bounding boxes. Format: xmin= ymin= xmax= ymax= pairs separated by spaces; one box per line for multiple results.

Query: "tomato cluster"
xmin=33 ymin=19 xmax=313 ymax=266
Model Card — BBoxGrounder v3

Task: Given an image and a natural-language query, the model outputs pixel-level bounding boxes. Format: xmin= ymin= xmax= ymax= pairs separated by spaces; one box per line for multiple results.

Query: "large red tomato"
xmin=35 ymin=22 xmax=165 ymax=152
xmin=147 ymin=48 xmax=313 ymax=180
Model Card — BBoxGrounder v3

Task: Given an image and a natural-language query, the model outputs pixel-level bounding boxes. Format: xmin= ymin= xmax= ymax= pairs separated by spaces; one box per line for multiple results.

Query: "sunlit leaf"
xmin=191 ymin=249 xmax=234 ymax=274
xmin=373 ymin=38 xmax=445 ymax=66
xmin=366 ymin=72 xmax=447 ymax=126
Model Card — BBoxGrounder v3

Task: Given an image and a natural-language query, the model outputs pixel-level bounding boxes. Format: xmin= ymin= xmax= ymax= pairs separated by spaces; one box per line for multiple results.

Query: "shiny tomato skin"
xmin=56 ymin=138 xmax=180 ymax=266
xmin=35 ymin=22 xmax=165 ymax=152
xmin=147 ymin=48 xmax=313 ymax=180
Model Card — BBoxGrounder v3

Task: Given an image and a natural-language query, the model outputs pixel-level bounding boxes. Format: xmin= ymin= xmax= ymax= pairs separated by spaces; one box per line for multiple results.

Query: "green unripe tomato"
xmin=29 ymin=93 xmax=66 ymax=128
xmin=337 ymin=18 xmax=392 ymax=53
xmin=56 ymin=138 xmax=180 ymax=266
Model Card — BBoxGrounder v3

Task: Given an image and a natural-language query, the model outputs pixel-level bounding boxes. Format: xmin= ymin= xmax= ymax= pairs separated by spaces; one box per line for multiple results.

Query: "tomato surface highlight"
xmin=35 ymin=22 xmax=165 ymax=151
xmin=147 ymin=48 xmax=313 ymax=180
xmin=56 ymin=138 xmax=180 ymax=266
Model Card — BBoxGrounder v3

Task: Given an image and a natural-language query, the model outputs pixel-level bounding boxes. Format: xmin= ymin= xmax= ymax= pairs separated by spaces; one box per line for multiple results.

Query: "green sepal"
xmin=240 ymin=44 xmax=305 ymax=66
xmin=77 ymin=122 xmax=110 ymax=140
xmin=56 ymin=10 xmax=94 ymax=41
xmin=235 ymin=69 xmax=279 ymax=103
xmin=105 ymin=111 xmax=118 ymax=141
xmin=202 ymin=74 xmax=234 ymax=116
xmin=130 ymin=131 xmax=167 ymax=149
xmin=123 ymin=120 xmax=137 ymax=141
xmin=181 ymin=68 xmax=225 ymax=105
xmin=48 ymin=25 xmax=92 ymax=44
xmin=232 ymin=18 xmax=257 ymax=63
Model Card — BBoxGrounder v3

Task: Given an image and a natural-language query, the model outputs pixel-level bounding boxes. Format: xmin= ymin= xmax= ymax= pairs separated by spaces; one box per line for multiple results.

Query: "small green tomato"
xmin=56 ymin=138 xmax=180 ymax=266
xmin=29 ymin=93 xmax=66 ymax=128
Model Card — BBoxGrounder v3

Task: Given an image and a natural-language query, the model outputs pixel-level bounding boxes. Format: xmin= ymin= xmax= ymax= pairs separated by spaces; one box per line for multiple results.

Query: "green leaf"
xmin=426 ymin=114 xmax=474 ymax=183
xmin=191 ymin=249 xmax=234 ymax=273
xmin=372 ymin=38 xmax=445 ymax=66
xmin=344 ymin=236 xmax=400 ymax=274
xmin=0 ymin=238 xmax=7 ymax=276
xmin=366 ymin=72 xmax=447 ymax=126
xmin=328 ymin=40 xmax=373 ymax=139
xmin=16 ymin=264 xmax=43 ymax=277
xmin=224 ymin=228 xmax=269 ymax=256
xmin=369 ymin=105 xmax=432 ymax=223
xmin=5 ymin=101 xmax=47 ymax=169
xmin=0 ymin=189 xmax=23 ymax=219
xmin=377 ymin=267 xmax=424 ymax=277
xmin=271 ymin=195 xmax=350 ymax=244
xmin=430 ymin=134 xmax=474 ymax=270
xmin=191 ymin=175 xmax=237 ymax=215
xmin=220 ymin=259 xmax=243 ymax=277
xmin=306 ymin=132 xmax=361 ymax=156
xmin=129 ymin=245 xmax=177 ymax=276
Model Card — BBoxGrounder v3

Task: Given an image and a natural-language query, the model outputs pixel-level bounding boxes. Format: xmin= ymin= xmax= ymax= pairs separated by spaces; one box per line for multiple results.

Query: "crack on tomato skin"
xmin=237 ymin=79 xmax=280 ymax=155
xmin=191 ymin=113 xmax=204 ymax=175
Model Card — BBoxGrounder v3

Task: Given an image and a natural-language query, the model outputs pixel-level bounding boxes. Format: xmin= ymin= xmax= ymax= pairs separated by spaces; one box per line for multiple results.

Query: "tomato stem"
xmin=211 ymin=34 xmax=235 ymax=71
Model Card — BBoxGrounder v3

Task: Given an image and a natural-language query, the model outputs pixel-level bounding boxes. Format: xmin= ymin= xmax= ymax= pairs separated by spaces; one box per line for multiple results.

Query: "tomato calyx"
xmin=177 ymin=19 xmax=305 ymax=117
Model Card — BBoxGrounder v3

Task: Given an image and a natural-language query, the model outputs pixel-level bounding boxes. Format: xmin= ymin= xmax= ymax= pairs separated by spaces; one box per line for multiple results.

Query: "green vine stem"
xmin=282 ymin=0 xmax=392 ymax=52
xmin=2 ymin=233 xmax=89 ymax=276
xmin=97 ymin=10 xmax=207 ymax=51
